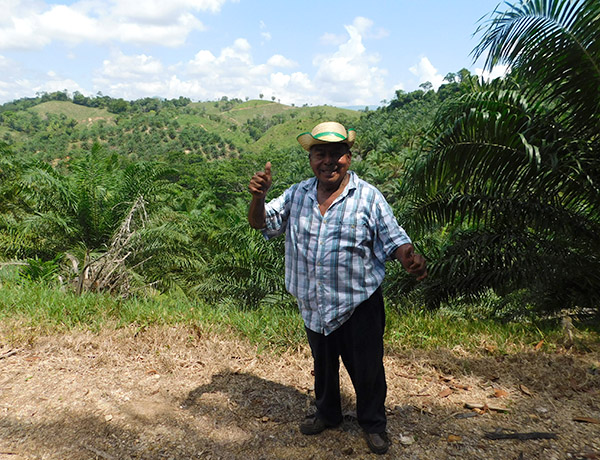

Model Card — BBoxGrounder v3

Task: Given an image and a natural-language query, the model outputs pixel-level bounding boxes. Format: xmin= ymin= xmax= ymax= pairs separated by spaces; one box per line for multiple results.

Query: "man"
xmin=248 ymin=121 xmax=427 ymax=455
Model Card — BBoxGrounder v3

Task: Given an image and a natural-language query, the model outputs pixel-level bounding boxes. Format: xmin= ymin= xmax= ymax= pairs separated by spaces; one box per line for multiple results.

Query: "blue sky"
xmin=0 ymin=0 xmax=508 ymax=106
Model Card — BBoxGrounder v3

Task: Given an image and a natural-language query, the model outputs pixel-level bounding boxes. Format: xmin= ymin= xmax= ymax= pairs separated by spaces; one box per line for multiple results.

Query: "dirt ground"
xmin=0 ymin=324 xmax=599 ymax=460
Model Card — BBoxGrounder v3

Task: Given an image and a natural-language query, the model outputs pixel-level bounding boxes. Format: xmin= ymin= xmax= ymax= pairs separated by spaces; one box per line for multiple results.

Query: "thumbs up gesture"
xmin=249 ymin=162 xmax=272 ymax=199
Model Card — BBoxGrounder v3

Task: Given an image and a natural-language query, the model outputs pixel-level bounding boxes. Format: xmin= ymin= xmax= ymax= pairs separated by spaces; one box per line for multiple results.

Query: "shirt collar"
xmin=302 ymin=171 xmax=357 ymax=201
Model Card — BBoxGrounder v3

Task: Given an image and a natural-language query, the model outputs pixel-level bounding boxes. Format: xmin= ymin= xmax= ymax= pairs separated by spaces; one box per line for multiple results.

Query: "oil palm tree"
xmin=405 ymin=0 xmax=600 ymax=315
xmin=189 ymin=199 xmax=288 ymax=308
xmin=1 ymin=142 xmax=193 ymax=293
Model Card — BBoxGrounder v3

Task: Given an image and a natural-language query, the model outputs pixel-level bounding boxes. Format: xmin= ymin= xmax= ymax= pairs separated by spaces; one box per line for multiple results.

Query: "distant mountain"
xmin=336 ymin=105 xmax=379 ymax=111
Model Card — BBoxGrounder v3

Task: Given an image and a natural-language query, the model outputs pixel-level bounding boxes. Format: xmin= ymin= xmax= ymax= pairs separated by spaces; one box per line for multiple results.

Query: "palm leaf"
xmin=473 ymin=0 xmax=600 ymax=136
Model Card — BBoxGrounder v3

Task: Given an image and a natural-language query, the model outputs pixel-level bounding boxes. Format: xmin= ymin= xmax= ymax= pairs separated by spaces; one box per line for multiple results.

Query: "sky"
xmin=0 ymin=0 xmax=509 ymax=107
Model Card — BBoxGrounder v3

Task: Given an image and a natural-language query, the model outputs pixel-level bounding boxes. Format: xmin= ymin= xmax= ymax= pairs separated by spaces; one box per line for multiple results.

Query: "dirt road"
xmin=1 ymin=325 xmax=599 ymax=459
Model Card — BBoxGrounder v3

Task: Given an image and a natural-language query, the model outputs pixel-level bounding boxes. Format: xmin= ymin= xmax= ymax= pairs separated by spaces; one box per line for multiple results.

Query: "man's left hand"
xmin=395 ymin=243 xmax=428 ymax=281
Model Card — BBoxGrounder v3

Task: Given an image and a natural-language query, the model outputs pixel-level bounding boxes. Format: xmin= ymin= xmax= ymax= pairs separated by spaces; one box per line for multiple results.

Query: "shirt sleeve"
xmin=372 ymin=191 xmax=412 ymax=260
xmin=261 ymin=185 xmax=294 ymax=240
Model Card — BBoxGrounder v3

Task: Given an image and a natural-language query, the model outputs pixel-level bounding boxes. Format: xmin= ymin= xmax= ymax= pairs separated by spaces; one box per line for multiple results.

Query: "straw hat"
xmin=296 ymin=121 xmax=356 ymax=151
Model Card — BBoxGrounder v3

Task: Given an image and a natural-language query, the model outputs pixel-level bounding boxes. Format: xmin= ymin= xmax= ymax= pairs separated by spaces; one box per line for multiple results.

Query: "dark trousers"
xmin=305 ymin=288 xmax=387 ymax=433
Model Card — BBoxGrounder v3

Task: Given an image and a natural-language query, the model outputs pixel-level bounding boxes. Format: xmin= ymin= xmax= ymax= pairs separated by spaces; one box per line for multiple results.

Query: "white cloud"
xmin=0 ymin=54 xmax=37 ymax=100
xmin=352 ymin=16 xmax=388 ymax=39
xmin=33 ymin=77 xmax=87 ymax=96
xmin=91 ymin=16 xmax=393 ymax=106
xmin=112 ymin=13 xmax=204 ymax=47
xmin=0 ymin=55 xmax=86 ymax=99
xmin=0 ymin=16 xmax=50 ymax=49
xmin=475 ymin=64 xmax=509 ymax=82
xmin=188 ymin=50 xmax=217 ymax=74
xmin=409 ymin=56 xmax=444 ymax=90
xmin=0 ymin=10 xmax=395 ymax=107
xmin=267 ymin=55 xmax=297 ymax=68
xmin=0 ymin=0 xmax=228 ymax=50
xmin=289 ymin=72 xmax=313 ymax=91
xmin=38 ymin=5 xmax=100 ymax=44
xmin=259 ymin=20 xmax=271 ymax=41
xmin=320 ymin=17 xmax=387 ymax=48
xmin=352 ymin=17 xmax=374 ymax=35
xmin=86 ymin=35 xmax=308 ymax=103
xmin=270 ymin=72 xmax=290 ymax=87
xmin=312 ymin=19 xmax=387 ymax=105
xmin=99 ymin=52 xmax=165 ymax=79
xmin=319 ymin=32 xmax=346 ymax=46
xmin=214 ymin=38 xmax=251 ymax=63
xmin=109 ymin=0 xmax=226 ymax=23
xmin=392 ymin=81 xmax=404 ymax=93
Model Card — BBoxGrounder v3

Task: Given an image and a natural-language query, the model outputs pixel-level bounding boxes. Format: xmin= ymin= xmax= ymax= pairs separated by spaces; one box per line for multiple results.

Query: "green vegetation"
xmin=29 ymin=101 xmax=114 ymax=125
xmin=2 ymin=280 xmax=592 ymax=353
xmin=0 ymin=0 xmax=598 ymax=352
xmin=403 ymin=0 xmax=600 ymax=316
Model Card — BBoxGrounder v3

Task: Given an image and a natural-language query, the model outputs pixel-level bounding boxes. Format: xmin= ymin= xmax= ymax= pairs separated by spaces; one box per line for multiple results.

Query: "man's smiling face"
xmin=309 ymin=143 xmax=351 ymax=190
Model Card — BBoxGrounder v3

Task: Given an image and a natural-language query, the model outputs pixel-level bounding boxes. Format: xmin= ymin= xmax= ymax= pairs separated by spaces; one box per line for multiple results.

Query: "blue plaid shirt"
xmin=263 ymin=171 xmax=411 ymax=335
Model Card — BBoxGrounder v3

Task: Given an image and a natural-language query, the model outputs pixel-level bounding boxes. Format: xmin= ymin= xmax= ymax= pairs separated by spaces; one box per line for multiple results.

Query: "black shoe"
xmin=365 ymin=431 xmax=391 ymax=455
xmin=299 ymin=415 xmax=333 ymax=435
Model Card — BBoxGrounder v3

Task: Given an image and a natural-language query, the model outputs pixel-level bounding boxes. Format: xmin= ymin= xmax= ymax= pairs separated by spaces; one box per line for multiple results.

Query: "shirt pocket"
xmin=336 ymin=216 xmax=370 ymax=253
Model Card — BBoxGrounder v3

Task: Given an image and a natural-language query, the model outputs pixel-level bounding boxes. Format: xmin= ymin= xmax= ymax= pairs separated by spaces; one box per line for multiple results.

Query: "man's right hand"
xmin=249 ymin=162 xmax=272 ymax=199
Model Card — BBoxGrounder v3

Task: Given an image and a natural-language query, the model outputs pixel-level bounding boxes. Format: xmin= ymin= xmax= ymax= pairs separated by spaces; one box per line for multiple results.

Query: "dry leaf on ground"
xmin=519 ymin=384 xmax=532 ymax=396
xmin=573 ymin=417 xmax=600 ymax=424
xmin=439 ymin=388 xmax=453 ymax=398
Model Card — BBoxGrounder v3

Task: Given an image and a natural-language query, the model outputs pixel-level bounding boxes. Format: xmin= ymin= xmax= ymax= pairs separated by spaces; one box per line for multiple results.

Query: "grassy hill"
xmin=249 ymin=105 xmax=360 ymax=152
xmin=2 ymin=98 xmax=361 ymax=160
xmin=193 ymin=99 xmax=292 ymax=123
xmin=188 ymin=99 xmax=361 ymax=152
xmin=29 ymin=101 xmax=115 ymax=125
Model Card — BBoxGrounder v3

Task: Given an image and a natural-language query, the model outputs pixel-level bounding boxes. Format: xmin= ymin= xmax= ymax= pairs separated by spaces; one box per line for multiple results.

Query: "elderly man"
xmin=248 ymin=121 xmax=427 ymax=455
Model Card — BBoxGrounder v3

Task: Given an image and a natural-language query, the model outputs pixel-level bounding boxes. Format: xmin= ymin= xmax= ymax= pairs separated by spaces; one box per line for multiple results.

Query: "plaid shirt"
xmin=263 ymin=171 xmax=411 ymax=335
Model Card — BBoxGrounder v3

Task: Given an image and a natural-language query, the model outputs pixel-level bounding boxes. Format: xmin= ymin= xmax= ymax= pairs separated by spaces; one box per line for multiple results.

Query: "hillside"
xmin=0 ymin=97 xmax=360 ymax=162
xmin=29 ymin=101 xmax=114 ymax=126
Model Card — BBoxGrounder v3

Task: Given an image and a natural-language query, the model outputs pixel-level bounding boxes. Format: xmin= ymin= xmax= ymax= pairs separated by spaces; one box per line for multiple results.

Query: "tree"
xmin=444 ymin=72 xmax=457 ymax=83
xmin=0 ymin=142 xmax=192 ymax=293
xmin=108 ymin=98 xmax=129 ymax=114
xmin=72 ymin=91 xmax=91 ymax=106
xmin=189 ymin=200 xmax=289 ymax=307
xmin=404 ymin=0 xmax=600 ymax=316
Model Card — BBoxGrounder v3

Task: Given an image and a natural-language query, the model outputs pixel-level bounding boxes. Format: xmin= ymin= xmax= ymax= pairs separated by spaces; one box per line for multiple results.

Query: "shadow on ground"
xmin=1 ymin=328 xmax=599 ymax=460
xmin=1 ymin=370 xmax=375 ymax=459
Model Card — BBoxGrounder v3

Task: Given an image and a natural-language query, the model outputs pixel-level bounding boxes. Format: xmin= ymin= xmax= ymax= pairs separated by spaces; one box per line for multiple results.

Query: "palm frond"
xmin=404 ymin=9 xmax=600 ymax=313
xmin=474 ymin=0 xmax=600 ymax=135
